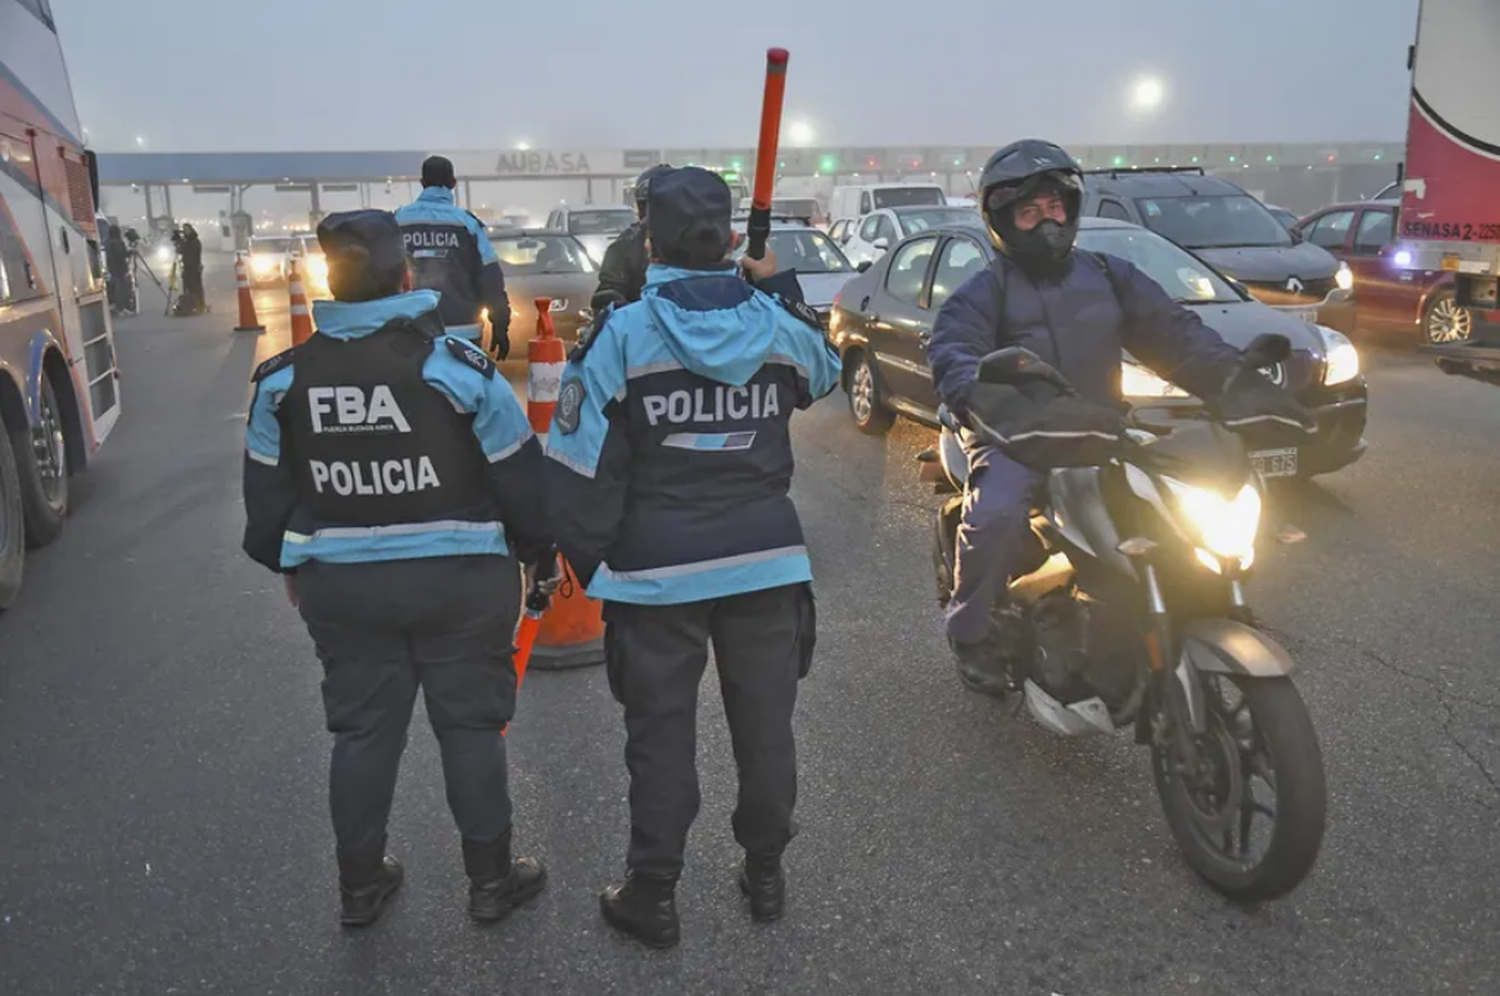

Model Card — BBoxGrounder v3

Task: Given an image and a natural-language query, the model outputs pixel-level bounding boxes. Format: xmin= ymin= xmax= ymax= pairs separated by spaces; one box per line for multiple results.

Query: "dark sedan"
xmin=829 ymin=218 xmax=1369 ymax=479
xmin=491 ymin=230 xmax=597 ymax=345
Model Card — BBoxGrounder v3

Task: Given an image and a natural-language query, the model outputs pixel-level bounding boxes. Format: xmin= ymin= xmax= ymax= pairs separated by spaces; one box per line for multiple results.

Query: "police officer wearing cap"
xmin=546 ymin=167 xmax=842 ymax=948
xmin=242 ymin=209 xmax=551 ymax=928
xmin=395 ymin=156 xmax=513 ymax=356
xmin=589 ymin=163 xmax=675 ymax=313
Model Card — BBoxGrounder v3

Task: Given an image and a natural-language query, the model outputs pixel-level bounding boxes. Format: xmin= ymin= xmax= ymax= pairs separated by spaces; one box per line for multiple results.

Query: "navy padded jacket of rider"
xmin=545 ymin=264 xmax=841 ymax=606
xmin=928 ymin=251 xmax=1243 ymax=422
xmin=242 ymin=289 xmax=547 ymax=572
xmin=394 ymin=187 xmax=511 ymax=343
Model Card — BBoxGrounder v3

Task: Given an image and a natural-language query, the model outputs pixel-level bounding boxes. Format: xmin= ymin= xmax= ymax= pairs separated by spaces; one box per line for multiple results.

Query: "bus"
xmin=1 ymin=0 xmax=121 ymax=611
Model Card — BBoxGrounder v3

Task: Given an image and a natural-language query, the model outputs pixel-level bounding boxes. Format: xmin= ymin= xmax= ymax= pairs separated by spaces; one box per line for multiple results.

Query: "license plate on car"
xmin=1251 ymin=447 xmax=1298 ymax=479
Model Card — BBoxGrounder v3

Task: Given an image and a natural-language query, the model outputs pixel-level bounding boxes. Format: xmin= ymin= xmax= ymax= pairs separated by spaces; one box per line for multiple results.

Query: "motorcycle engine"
xmin=1028 ymin=591 xmax=1143 ymax=708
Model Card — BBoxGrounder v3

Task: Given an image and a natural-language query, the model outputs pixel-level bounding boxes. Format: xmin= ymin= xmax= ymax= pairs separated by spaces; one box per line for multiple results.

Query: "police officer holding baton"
xmin=546 ymin=167 xmax=842 ymax=948
xmin=242 ymin=209 xmax=550 ymax=928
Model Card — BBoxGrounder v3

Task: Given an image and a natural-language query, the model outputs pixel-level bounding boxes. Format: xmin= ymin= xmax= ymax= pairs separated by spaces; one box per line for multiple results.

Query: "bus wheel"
xmin=12 ymin=375 xmax=68 ymax=548
xmin=0 ymin=419 xmax=24 ymax=613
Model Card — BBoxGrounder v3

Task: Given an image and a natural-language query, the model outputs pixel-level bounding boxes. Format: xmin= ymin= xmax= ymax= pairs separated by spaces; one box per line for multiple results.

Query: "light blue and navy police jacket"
xmin=544 ymin=263 xmax=842 ymax=605
xmin=241 ymin=289 xmax=548 ymax=572
xmin=394 ymin=187 xmax=511 ymax=345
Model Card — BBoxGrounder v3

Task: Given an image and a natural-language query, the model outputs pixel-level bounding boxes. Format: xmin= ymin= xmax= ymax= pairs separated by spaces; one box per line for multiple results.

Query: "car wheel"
xmin=847 ymin=350 xmax=895 ymax=435
xmin=1424 ymin=291 xmax=1473 ymax=344
xmin=11 ymin=373 xmax=69 ymax=548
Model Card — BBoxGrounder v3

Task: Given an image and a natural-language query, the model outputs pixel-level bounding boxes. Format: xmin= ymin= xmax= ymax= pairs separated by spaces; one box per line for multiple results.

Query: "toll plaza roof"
xmin=96 ymin=143 xmax=1406 ymax=187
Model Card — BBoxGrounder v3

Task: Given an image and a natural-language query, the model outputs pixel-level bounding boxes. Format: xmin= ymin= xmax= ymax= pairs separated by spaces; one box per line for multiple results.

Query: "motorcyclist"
xmin=589 ymin=163 xmax=675 ymax=313
xmin=927 ymin=139 xmax=1315 ymax=696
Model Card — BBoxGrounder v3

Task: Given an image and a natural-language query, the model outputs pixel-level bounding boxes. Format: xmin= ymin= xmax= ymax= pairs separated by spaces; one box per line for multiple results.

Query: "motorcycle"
xmin=926 ymin=334 xmax=1327 ymax=903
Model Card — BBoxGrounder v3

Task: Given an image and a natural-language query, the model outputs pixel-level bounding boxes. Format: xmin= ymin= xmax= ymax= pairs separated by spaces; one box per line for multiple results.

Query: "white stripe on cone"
xmin=528 ymin=360 xmax=564 ymax=404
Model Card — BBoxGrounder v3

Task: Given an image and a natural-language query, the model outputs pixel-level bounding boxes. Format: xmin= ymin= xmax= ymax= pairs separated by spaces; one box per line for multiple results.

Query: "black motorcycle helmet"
xmin=634 ymin=163 xmax=675 ymax=217
xmin=979 ymin=139 xmax=1084 ymax=277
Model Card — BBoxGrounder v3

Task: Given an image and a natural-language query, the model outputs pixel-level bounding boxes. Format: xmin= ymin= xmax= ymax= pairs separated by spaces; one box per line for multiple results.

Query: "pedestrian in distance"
xmin=589 ymin=162 xmax=675 ymax=315
xmin=241 ymin=209 xmax=553 ymax=928
xmin=546 ymin=166 xmax=842 ymax=949
xmin=104 ymin=223 xmax=135 ymax=315
xmin=395 ymin=155 xmax=513 ymax=359
xmin=174 ymin=224 xmax=206 ymax=316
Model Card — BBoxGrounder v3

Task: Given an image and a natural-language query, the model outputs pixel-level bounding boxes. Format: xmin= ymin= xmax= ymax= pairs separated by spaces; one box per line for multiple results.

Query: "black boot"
xmin=462 ymin=829 xmax=547 ymax=923
xmin=338 ymin=849 xmax=404 ymax=928
xmin=739 ymin=853 xmax=785 ymax=922
xmin=599 ymin=871 xmax=680 ymax=949
xmin=950 ymin=633 xmax=1010 ymax=697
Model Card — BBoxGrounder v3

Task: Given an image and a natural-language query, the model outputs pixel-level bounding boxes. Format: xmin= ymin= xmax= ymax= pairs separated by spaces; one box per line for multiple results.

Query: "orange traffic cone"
xmin=232 ymin=253 xmax=264 ymax=333
xmin=527 ymin=297 xmax=605 ymax=670
xmin=287 ymin=255 xmax=314 ymax=346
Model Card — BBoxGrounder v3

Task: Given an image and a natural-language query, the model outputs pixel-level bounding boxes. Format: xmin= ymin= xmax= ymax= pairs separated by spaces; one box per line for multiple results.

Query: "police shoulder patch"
xmin=555 ymin=377 xmax=586 ymax=435
xmin=446 ymin=337 xmax=496 ymax=378
xmin=251 ymin=347 xmax=295 ymax=383
xmin=776 ymin=293 xmax=822 ymax=332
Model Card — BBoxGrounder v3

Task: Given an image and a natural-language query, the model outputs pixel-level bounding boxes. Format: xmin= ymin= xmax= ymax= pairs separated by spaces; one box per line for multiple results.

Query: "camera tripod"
xmin=126 ymin=248 xmax=176 ymax=316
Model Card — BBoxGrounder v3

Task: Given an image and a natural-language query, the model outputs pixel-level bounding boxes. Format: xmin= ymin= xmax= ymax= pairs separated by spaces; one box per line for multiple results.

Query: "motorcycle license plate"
xmin=1251 ymin=447 xmax=1298 ymax=478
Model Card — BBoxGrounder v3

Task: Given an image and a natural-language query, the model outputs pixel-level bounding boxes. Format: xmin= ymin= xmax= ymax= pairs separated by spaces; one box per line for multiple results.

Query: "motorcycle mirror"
xmin=1240 ymin=333 xmax=1292 ymax=370
xmin=977 ymin=346 xmax=1070 ymax=390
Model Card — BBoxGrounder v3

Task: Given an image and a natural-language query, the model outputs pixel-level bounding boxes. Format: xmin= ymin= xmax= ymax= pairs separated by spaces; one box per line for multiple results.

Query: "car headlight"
xmin=1163 ymin=478 xmax=1262 ymax=567
xmin=306 ymin=256 xmax=328 ymax=283
xmin=1335 ymin=262 xmax=1354 ymax=292
xmin=1317 ymin=324 xmax=1360 ymax=386
xmin=155 ymin=244 xmax=174 ymax=264
xmin=251 ymin=255 xmax=278 ymax=276
xmin=1121 ymin=360 xmax=1189 ymax=398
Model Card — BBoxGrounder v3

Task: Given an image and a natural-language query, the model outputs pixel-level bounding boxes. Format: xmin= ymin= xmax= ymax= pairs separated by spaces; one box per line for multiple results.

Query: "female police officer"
xmin=546 ymin=168 xmax=842 ymax=948
xmin=242 ymin=210 xmax=551 ymax=927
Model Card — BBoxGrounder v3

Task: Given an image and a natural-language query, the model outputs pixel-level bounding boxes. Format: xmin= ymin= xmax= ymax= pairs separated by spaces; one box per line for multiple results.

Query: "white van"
xmin=828 ymin=184 xmax=946 ymax=223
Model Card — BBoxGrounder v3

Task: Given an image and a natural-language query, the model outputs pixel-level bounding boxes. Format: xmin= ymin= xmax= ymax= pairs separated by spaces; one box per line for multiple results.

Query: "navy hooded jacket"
xmin=928 ymin=250 xmax=1242 ymax=419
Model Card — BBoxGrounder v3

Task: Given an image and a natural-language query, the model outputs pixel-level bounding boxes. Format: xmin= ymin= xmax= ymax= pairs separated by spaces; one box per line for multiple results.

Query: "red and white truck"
xmin=1402 ymin=0 xmax=1500 ymax=380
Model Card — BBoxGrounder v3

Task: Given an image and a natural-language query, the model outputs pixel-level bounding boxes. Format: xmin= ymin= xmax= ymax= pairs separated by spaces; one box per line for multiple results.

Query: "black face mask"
xmin=997 ymin=215 xmax=1079 ymax=281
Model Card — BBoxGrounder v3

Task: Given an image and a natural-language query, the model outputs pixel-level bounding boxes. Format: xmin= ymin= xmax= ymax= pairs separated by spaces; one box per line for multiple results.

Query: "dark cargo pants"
xmin=604 ymin=583 xmax=817 ymax=878
xmin=294 ymin=555 xmax=520 ymax=860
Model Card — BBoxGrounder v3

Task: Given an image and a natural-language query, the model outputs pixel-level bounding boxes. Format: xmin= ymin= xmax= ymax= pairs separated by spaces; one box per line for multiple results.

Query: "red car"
xmin=1295 ymin=199 xmax=1495 ymax=344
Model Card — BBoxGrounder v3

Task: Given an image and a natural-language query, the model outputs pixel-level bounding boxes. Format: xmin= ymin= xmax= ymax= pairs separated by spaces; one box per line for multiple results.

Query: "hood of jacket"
xmin=311 ymin=289 xmax=442 ymax=340
xmin=639 ymin=264 xmax=788 ymax=386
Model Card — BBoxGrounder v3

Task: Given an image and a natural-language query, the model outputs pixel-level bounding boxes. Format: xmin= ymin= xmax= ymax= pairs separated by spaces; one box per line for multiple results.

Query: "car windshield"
xmin=734 ymin=229 xmax=851 ymax=273
xmin=251 ymin=238 xmax=292 ymax=254
xmin=1133 ymin=194 xmax=1292 ymax=249
xmin=1079 ymin=227 xmax=1241 ymax=304
xmin=895 ymin=206 xmax=981 ymax=234
xmin=495 ymin=235 xmax=596 ymax=274
xmin=567 ymin=209 xmax=635 ymax=235
xmin=771 ymin=198 xmax=820 ymax=220
xmin=871 ymin=187 xmax=945 ymax=209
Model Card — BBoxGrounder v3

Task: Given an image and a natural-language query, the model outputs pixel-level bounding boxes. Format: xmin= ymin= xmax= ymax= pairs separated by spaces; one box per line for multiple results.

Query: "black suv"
xmin=1081 ymin=168 xmax=1354 ymax=330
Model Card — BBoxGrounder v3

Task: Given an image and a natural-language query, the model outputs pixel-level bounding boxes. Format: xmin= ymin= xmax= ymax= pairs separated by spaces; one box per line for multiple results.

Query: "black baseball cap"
xmin=421 ymin=155 xmax=457 ymax=188
xmin=646 ymin=167 xmax=733 ymax=268
xmin=317 ymin=209 xmax=408 ymax=301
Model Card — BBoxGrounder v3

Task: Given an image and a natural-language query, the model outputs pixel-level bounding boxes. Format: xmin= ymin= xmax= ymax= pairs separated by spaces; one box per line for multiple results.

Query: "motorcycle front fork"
xmin=1139 ymin=562 xmax=1205 ymax=771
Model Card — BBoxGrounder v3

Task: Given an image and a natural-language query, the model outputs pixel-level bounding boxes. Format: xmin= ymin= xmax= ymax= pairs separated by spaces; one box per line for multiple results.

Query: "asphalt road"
xmin=1 ymin=261 xmax=1496 ymax=995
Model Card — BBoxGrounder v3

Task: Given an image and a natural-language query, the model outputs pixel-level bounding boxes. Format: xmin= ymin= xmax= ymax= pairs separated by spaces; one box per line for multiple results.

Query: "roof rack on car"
xmin=1083 ymin=165 xmax=1207 ymax=178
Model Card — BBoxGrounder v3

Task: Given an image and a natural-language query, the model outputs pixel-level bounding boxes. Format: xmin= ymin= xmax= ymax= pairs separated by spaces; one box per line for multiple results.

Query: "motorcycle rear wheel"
xmin=1153 ymin=674 xmax=1326 ymax=903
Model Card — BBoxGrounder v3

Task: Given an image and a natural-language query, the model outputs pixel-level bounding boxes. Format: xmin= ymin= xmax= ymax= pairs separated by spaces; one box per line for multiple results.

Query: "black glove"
xmin=1217 ymin=380 xmax=1316 ymax=436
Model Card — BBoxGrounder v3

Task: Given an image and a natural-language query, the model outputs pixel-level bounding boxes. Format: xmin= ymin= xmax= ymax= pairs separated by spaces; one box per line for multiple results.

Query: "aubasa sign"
xmin=495 ymin=150 xmax=612 ymax=175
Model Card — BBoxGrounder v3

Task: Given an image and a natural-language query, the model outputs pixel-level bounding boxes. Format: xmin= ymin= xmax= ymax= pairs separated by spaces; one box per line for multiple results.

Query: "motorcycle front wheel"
xmin=1152 ymin=674 xmax=1327 ymax=903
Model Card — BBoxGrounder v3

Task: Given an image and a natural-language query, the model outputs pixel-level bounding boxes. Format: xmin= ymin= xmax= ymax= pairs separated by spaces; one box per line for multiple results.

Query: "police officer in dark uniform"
xmin=589 ymin=162 xmax=675 ymax=313
xmin=547 ymin=168 xmax=842 ymax=948
xmin=395 ymin=156 xmax=512 ymax=356
xmin=242 ymin=209 xmax=550 ymax=927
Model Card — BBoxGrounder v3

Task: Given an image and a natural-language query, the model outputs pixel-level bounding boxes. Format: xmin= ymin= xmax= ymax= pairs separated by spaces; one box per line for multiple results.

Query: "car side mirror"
xmin=872 ymin=237 xmax=890 ymax=251
xmin=856 ymin=260 xmax=873 ymax=273
xmin=977 ymin=346 xmax=1072 ymax=392
xmin=1289 ymin=227 xmax=1305 ymax=244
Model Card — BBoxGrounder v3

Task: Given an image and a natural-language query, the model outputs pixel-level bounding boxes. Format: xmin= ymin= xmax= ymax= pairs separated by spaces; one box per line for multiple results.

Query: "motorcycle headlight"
xmin=1163 ymin=478 xmax=1262 ymax=565
xmin=1317 ymin=324 xmax=1360 ymax=386
xmin=1335 ymin=262 xmax=1354 ymax=292
xmin=1121 ymin=360 xmax=1189 ymax=398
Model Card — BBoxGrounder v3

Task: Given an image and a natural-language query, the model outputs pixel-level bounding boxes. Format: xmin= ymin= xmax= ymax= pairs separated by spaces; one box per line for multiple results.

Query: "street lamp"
xmin=134 ymin=135 xmax=147 ymax=148
xmin=1127 ymin=75 xmax=1166 ymax=114
xmin=787 ymin=120 xmax=815 ymax=147
xmin=516 ymin=140 xmax=532 ymax=151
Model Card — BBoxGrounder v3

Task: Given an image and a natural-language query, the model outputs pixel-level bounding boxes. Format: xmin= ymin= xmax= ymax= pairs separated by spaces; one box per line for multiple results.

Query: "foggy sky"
xmin=58 ymin=0 xmax=1419 ymax=153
